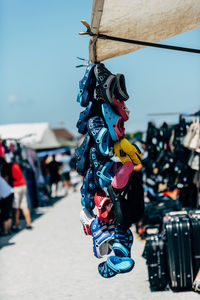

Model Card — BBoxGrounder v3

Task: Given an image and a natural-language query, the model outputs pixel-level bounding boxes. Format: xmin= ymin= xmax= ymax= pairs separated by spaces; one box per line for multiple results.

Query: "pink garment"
xmin=112 ymin=161 xmax=134 ymax=189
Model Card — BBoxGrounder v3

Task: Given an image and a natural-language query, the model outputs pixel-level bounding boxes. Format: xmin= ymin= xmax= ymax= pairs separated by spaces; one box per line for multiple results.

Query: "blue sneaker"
xmin=84 ymin=168 xmax=96 ymax=191
xmin=96 ymin=161 xmax=114 ymax=189
xmin=76 ymin=99 xmax=102 ymax=134
xmin=112 ymin=226 xmax=133 ymax=257
xmin=94 ymin=63 xmax=117 ymax=104
xmin=107 ymin=221 xmax=115 ymax=237
xmin=89 ymin=147 xmax=111 ymax=188
xmin=80 ymin=208 xmax=95 ymax=236
xmin=98 ymin=256 xmax=135 ymax=278
xmin=114 ymin=74 xmax=129 ymax=101
xmin=87 ymin=116 xmax=110 ymax=156
xmin=102 ymin=103 xmax=125 ymax=141
xmin=77 ymin=64 xmax=96 ymax=107
xmin=98 ymin=260 xmax=116 ymax=278
xmin=75 ymin=133 xmax=91 ymax=176
xmin=89 ymin=147 xmax=107 ymax=169
xmin=90 ymin=217 xmax=114 ymax=258
xmin=89 ymin=147 xmax=110 ymax=179
xmin=81 ymin=190 xmax=95 ymax=211
xmin=80 ymin=168 xmax=96 ymax=210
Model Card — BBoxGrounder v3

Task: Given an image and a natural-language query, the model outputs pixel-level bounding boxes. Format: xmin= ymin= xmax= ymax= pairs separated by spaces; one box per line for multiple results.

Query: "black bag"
xmin=189 ymin=210 xmax=200 ymax=278
xmin=108 ymin=172 xmax=144 ymax=229
xmin=142 ymin=198 xmax=182 ymax=226
xmin=179 ymin=183 xmax=198 ymax=208
xmin=145 ymin=234 xmax=168 ymax=290
xmin=165 ymin=214 xmax=193 ymax=290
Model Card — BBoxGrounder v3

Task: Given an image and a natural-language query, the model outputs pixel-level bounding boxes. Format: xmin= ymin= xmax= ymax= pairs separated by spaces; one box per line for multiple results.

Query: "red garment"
xmin=162 ymin=189 xmax=180 ymax=197
xmin=10 ymin=143 xmax=15 ymax=153
xmin=11 ymin=163 xmax=26 ymax=187
xmin=0 ymin=144 xmax=5 ymax=157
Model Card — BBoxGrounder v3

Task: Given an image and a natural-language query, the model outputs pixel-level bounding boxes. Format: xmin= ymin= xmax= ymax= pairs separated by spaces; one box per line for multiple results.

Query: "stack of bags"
xmin=75 ymin=63 xmax=143 ymax=278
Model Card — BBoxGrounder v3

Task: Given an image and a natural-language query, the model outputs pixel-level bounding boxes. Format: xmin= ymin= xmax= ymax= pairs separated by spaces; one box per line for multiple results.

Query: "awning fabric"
xmin=37 ymin=147 xmax=70 ymax=158
xmin=0 ymin=123 xmax=60 ymax=150
xmin=89 ymin=0 xmax=200 ymax=62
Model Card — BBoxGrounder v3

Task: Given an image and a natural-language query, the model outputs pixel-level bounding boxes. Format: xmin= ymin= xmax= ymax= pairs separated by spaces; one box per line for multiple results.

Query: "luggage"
xmin=189 ymin=210 xmax=200 ymax=278
xmin=145 ymin=224 xmax=160 ymax=237
xmin=145 ymin=234 xmax=168 ymax=290
xmin=165 ymin=213 xmax=193 ymax=290
xmin=143 ymin=198 xmax=182 ymax=226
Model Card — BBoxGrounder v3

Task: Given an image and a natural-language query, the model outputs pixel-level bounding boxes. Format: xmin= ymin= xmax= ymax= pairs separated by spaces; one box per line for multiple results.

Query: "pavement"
xmin=0 ymin=189 xmax=199 ymax=300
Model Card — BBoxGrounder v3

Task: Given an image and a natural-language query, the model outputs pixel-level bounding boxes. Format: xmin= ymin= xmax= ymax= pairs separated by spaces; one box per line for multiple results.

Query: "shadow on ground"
xmin=0 ymin=196 xmax=63 ymax=250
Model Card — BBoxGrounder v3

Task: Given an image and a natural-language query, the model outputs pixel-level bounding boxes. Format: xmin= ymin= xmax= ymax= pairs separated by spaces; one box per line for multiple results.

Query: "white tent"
xmin=89 ymin=0 xmax=200 ymax=62
xmin=0 ymin=123 xmax=60 ymax=150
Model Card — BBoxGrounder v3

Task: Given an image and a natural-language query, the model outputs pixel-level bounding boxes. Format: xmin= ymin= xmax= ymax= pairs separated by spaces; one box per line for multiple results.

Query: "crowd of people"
xmin=0 ymin=156 xmax=32 ymax=235
xmin=40 ymin=151 xmax=80 ymax=198
xmin=0 ymin=137 xmax=80 ymax=237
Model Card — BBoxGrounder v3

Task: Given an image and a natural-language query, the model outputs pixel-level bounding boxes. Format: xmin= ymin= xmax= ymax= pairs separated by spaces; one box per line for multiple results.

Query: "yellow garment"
xmin=114 ymin=138 xmax=142 ymax=165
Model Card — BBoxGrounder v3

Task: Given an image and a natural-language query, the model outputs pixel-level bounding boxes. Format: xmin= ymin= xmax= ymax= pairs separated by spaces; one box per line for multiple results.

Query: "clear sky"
xmin=1 ymin=0 xmax=200 ymax=135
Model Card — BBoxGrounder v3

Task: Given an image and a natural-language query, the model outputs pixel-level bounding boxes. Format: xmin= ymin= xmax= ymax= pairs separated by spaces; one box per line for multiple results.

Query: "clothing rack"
xmin=181 ymin=111 xmax=200 ymax=208
xmin=146 ymin=111 xmax=200 ymax=208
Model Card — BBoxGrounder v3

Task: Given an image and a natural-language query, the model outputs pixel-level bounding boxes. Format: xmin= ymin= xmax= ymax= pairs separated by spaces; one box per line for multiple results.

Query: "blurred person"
xmin=47 ymin=155 xmax=62 ymax=197
xmin=40 ymin=155 xmax=50 ymax=183
xmin=70 ymin=168 xmax=80 ymax=192
xmin=0 ymin=175 xmax=14 ymax=235
xmin=60 ymin=151 xmax=71 ymax=192
xmin=0 ymin=157 xmax=32 ymax=231
xmin=0 ymin=137 xmax=5 ymax=158
xmin=40 ymin=155 xmax=51 ymax=196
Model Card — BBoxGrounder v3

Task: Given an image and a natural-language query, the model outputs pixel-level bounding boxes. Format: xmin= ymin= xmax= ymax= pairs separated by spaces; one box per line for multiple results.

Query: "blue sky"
xmin=1 ymin=0 xmax=200 ymax=135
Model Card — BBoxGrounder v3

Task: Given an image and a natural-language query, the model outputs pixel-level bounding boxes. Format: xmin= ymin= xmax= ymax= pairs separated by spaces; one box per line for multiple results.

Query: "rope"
xmin=93 ymin=33 xmax=200 ymax=54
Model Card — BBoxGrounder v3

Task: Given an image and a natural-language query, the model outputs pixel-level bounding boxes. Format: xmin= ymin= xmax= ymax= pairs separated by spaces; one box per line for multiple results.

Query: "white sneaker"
xmin=80 ymin=208 xmax=95 ymax=235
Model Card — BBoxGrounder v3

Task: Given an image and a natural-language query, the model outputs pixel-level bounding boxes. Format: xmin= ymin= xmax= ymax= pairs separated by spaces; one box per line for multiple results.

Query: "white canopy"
xmin=89 ymin=0 xmax=200 ymax=62
xmin=0 ymin=123 xmax=60 ymax=149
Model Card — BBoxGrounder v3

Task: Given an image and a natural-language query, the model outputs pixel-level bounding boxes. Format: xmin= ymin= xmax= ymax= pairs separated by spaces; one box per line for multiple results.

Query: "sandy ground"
xmin=0 ymin=189 xmax=199 ymax=300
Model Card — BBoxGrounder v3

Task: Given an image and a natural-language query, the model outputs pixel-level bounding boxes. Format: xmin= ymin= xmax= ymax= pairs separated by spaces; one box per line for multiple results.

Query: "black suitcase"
xmin=145 ymin=234 xmax=168 ymax=290
xmin=189 ymin=210 xmax=200 ymax=278
xmin=165 ymin=214 xmax=193 ymax=290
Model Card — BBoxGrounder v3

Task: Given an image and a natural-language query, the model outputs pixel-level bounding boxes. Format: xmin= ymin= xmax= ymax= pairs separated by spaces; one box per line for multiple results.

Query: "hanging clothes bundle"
xmin=181 ymin=112 xmax=200 ymax=208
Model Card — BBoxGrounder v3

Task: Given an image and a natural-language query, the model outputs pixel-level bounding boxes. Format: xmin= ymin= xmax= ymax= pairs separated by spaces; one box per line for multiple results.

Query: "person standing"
xmin=40 ymin=155 xmax=50 ymax=184
xmin=0 ymin=157 xmax=32 ymax=231
xmin=47 ymin=155 xmax=62 ymax=197
xmin=70 ymin=168 xmax=80 ymax=192
xmin=0 ymin=175 xmax=14 ymax=235
xmin=60 ymin=151 xmax=71 ymax=192
xmin=0 ymin=137 xmax=5 ymax=158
